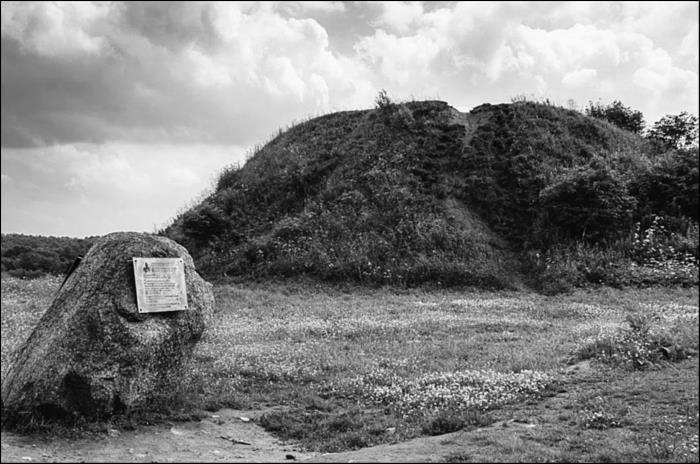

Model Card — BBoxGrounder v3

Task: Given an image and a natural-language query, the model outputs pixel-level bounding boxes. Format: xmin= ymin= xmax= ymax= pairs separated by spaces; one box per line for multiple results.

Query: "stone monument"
xmin=1 ymin=232 xmax=214 ymax=426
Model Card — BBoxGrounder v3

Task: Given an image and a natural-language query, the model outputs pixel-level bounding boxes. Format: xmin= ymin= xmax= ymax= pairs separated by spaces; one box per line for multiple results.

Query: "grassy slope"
xmin=3 ymin=274 xmax=697 ymax=462
xmin=167 ymin=101 xmax=522 ymax=288
xmin=459 ymin=102 xmax=649 ymax=246
xmin=164 ymin=100 xmax=671 ymax=290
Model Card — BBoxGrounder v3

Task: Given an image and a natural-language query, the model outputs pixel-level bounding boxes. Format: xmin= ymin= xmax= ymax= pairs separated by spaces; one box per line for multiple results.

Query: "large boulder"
xmin=1 ymin=232 xmax=214 ymax=426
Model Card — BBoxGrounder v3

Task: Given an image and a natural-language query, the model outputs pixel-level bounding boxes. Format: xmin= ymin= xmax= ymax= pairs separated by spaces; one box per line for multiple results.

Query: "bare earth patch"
xmin=2 ymin=358 xmax=698 ymax=463
xmin=1 ymin=408 xmax=316 ymax=463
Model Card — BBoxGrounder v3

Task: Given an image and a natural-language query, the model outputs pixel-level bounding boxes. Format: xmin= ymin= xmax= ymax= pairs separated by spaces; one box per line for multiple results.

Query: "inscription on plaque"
xmin=133 ymin=257 xmax=188 ymax=313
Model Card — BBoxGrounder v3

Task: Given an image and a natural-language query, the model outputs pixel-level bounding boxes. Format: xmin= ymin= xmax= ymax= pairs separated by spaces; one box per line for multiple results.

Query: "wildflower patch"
xmin=628 ymin=216 xmax=699 ymax=286
xmin=574 ymin=303 xmax=699 ymax=369
xmin=578 ymin=395 xmax=629 ymax=430
xmin=642 ymin=414 xmax=700 ymax=462
xmin=333 ymin=369 xmax=554 ymax=420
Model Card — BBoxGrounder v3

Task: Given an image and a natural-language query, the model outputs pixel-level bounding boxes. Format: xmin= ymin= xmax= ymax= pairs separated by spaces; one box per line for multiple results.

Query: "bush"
xmin=536 ymin=165 xmax=636 ymax=246
xmin=631 ymin=215 xmax=699 ymax=265
xmin=630 ymin=148 xmax=699 ymax=221
xmin=179 ymin=201 xmax=228 ymax=246
xmin=524 ymin=243 xmax=631 ymax=294
xmin=421 ymin=410 xmax=468 ymax=435
xmin=584 ymin=100 xmax=645 ymax=134
xmin=215 ymin=164 xmax=241 ymax=192
xmin=575 ymin=310 xmax=699 ymax=369
xmin=460 ymin=101 xmax=647 ymax=249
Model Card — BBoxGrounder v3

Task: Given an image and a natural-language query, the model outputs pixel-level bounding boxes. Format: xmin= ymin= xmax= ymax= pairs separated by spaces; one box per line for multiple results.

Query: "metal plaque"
xmin=133 ymin=257 xmax=188 ymax=313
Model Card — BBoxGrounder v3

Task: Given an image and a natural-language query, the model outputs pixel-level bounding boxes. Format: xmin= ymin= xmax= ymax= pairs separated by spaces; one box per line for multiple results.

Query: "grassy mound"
xmin=164 ymin=100 xmax=698 ymax=289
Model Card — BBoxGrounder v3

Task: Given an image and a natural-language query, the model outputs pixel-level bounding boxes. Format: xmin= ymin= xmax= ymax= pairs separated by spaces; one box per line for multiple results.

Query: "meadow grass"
xmin=1 ymin=274 xmax=698 ymax=461
xmin=1 ymin=274 xmax=63 ymax=381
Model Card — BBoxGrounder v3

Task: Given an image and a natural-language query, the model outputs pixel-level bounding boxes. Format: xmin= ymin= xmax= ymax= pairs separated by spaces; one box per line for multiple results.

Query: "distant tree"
xmin=584 ymin=100 xmax=645 ymax=134
xmin=1 ymin=234 xmax=93 ymax=277
xmin=646 ymin=112 xmax=699 ymax=150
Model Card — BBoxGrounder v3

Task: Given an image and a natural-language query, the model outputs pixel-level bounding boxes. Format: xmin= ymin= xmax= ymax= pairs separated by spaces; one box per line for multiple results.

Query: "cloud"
xmin=375 ymin=1 xmax=424 ymax=34
xmin=1 ymin=1 xmax=697 ymax=237
xmin=349 ymin=3 xmax=697 ymax=123
xmin=561 ymin=68 xmax=598 ymax=87
xmin=678 ymin=27 xmax=699 ymax=68
xmin=0 ymin=2 xmax=376 ymax=149
xmin=355 ymin=29 xmax=441 ymax=87
xmin=0 ymin=1 xmax=110 ymax=56
xmin=277 ymin=2 xmax=346 ymax=15
xmin=0 ymin=143 xmax=246 ymax=236
xmin=120 ymin=1 xmax=220 ymax=52
xmin=4 ymin=1 xmax=696 ymax=151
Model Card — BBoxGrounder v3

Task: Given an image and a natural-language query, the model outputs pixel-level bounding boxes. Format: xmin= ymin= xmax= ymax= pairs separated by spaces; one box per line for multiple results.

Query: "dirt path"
xmin=1 ymin=408 xmax=318 ymax=463
xmin=0 ymin=362 xmax=600 ymax=463
xmin=0 ymin=364 xmax=590 ymax=463
xmin=2 ymin=360 xmax=697 ymax=463
xmin=0 ymin=410 xmax=577 ymax=463
xmin=2 ymin=410 xmax=469 ymax=463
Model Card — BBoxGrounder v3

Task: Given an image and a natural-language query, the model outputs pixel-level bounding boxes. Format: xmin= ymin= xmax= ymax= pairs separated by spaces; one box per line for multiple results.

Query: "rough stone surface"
xmin=1 ymin=232 xmax=214 ymax=426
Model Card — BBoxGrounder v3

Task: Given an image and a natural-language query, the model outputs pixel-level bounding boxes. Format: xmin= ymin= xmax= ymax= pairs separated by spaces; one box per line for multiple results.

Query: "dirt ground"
xmin=1 ymin=406 xmax=316 ymax=463
xmin=0 ymin=407 xmax=585 ymax=463
xmin=0 ymin=404 xmax=483 ymax=463
xmin=2 ymin=360 xmax=698 ymax=463
xmin=0 ymin=364 xmax=589 ymax=463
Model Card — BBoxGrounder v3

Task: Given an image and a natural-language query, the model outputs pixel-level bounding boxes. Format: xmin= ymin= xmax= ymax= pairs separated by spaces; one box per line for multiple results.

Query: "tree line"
xmin=1 ymin=234 xmax=95 ymax=279
xmin=583 ymin=99 xmax=698 ymax=150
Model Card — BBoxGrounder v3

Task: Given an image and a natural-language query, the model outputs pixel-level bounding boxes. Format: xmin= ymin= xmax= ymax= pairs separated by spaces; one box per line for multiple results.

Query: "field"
xmin=1 ymin=273 xmax=699 ymax=462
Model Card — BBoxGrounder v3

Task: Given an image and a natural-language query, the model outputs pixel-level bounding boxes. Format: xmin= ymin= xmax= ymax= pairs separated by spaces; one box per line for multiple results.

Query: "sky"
xmin=1 ymin=1 xmax=698 ymax=238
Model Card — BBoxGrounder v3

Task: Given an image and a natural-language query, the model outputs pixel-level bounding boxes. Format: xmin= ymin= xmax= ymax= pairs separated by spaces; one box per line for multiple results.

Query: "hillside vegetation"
xmin=164 ymin=99 xmax=698 ymax=291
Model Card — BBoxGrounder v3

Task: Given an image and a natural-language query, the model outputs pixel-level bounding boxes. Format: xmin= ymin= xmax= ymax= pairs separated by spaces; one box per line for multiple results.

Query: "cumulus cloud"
xmin=1 ymin=1 xmax=697 ymax=237
xmin=0 ymin=1 xmax=375 ymax=149
xmin=355 ymin=29 xmax=441 ymax=86
xmin=0 ymin=143 xmax=246 ymax=236
xmin=277 ymin=1 xmax=346 ymax=15
xmin=0 ymin=1 xmax=110 ymax=56
xmin=562 ymin=68 xmax=598 ymax=87
xmin=678 ymin=27 xmax=699 ymax=68
xmin=4 ymin=0 xmax=695 ymax=151
xmin=349 ymin=2 xmax=698 ymax=122
xmin=375 ymin=1 xmax=424 ymax=34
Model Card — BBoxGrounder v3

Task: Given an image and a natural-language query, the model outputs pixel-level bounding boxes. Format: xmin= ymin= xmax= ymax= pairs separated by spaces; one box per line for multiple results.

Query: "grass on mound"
xmin=1 ymin=274 xmax=698 ymax=461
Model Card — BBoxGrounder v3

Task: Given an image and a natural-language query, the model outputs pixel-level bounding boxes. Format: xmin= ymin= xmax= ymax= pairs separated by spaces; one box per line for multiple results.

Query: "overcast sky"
xmin=1 ymin=1 xmax=698 ymax=238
